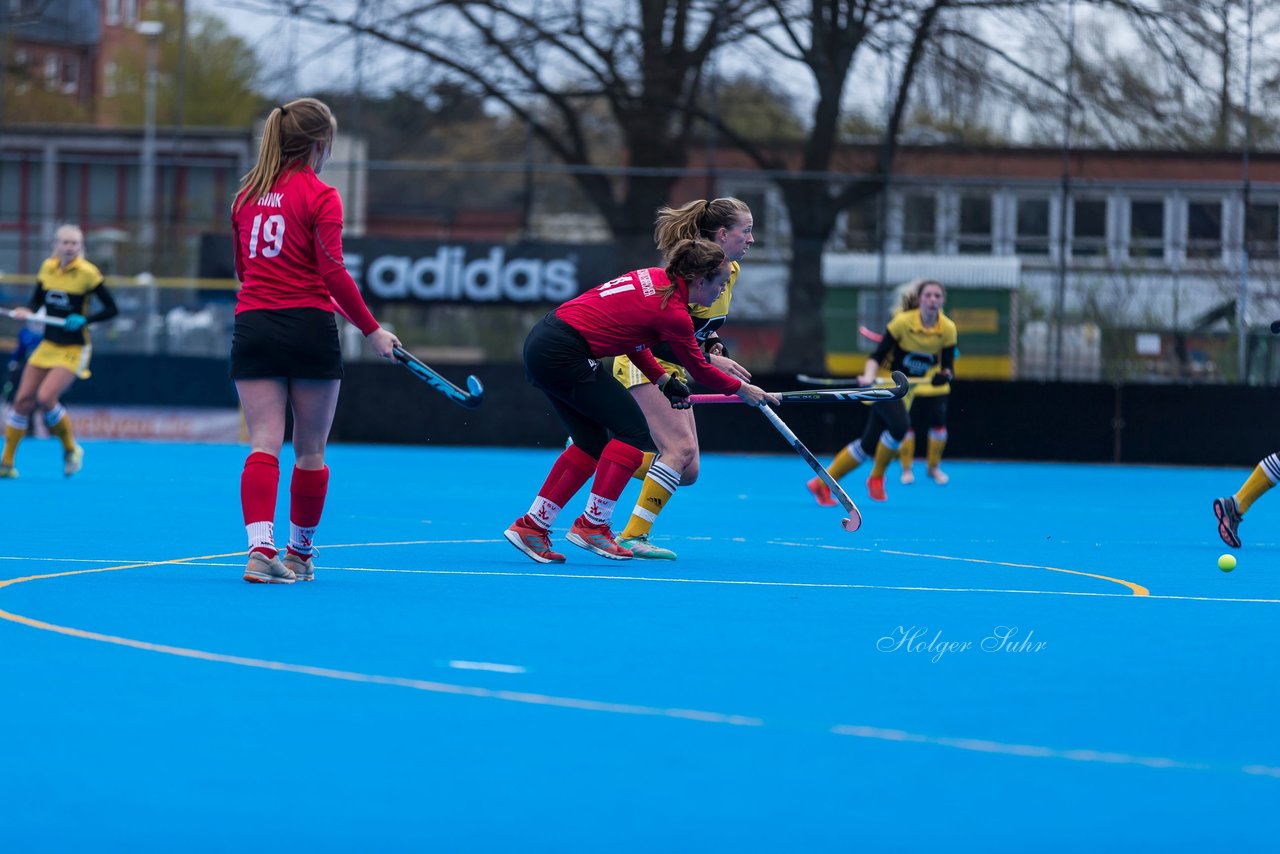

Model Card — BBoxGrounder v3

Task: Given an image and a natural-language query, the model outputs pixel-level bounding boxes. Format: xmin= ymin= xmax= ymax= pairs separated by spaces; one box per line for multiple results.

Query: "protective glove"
xmin=660 ymin=375 xmax=692 ymax=410
xmin=63 ymin=314 xmax=86 ymax=331
xmin=931 ymin=369 xmax=953 ymax=386
xmin=702 ymin=336 xmax=727 ymax=359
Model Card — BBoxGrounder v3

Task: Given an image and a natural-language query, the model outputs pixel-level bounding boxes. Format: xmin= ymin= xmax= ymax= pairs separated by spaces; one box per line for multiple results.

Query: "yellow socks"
xmin=927 ymin=438 xmax=946 ymax=470
xmin=899 ymin=431 xmax=916 ymax=469
xmin=1237 ymin=464 xmax=1276 ymax=514
xmin=871 ymin=440 xmax=896 ymax=478
xmin=2 ymin=422 xmax=24 ymax=466
xmin=620 ymin=458 xmax=681 ymax=539
xmin=46 ymin=411 xmax=77 ymax=453
xmin=869 ymin=430 xmax=901 ymax=479
xmin=828 ymin=445 xmax=862 ymax=480
xmin=631 ymin=451 xmax=656 ymax=481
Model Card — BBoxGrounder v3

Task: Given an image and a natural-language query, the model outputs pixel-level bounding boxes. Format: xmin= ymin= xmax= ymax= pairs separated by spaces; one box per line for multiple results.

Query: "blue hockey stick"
xmin=393 ymin=346 xmax=485 ymax=409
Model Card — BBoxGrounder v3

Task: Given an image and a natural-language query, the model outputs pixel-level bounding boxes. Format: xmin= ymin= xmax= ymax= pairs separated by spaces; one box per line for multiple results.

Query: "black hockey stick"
xmin=757 ymin=403 xmax=861 ymax=532
xmin=692 ymin=371 xmax=909 ymax=405
xmin=393 ymin=346 xmax=485 ymax=409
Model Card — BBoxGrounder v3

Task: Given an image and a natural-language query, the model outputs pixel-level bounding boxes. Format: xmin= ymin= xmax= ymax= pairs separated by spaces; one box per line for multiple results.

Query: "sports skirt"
xmin=230 ymin=307 xmax=343 ymax=380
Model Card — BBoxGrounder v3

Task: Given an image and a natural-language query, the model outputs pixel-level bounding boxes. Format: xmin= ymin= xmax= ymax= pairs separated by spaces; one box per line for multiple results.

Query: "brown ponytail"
xmin=654 ymin=197 xmax=752 ymax=257
xmin=234 ymin=97 xmax=336 ymax=212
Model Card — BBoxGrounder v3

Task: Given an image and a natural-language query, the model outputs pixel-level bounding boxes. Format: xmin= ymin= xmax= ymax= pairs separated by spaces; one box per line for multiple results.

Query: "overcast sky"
xmin=195 ymin=0 xmax=429 ymax=99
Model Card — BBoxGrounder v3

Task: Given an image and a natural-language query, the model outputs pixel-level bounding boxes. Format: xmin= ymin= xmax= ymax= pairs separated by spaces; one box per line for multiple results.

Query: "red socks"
xmin=290 ymin=465 xmax=329 ymax=528
xmin=538 ymin=443 xmax=599 ymax=508
xmin=241 ymin=451 xmax=280 ymax=527
xmin=591 ymin=440 xmax=645 ymax=502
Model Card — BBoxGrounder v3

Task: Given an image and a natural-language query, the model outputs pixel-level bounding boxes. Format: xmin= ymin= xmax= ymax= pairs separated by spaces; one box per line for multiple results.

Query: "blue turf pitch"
xmin=1 ymin=440 xmax=1276 ymax=849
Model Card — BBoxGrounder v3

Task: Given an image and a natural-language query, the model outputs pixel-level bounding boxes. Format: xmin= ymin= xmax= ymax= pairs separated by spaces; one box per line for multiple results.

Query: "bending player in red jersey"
xmin=505 ymin=239 xmax=780 ymax=564
xmin=230 ymin=97 xmax=400 ymax=584
xmin=612 ymin=197 xmax=757 ymax=561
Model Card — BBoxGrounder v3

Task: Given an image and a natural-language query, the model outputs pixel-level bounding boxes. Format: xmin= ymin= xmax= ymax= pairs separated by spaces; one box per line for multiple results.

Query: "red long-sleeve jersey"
xmin=231 ymin=166 xmax=379 ymax=335
xmin=554 ymin=267 xmax=742 ymax=396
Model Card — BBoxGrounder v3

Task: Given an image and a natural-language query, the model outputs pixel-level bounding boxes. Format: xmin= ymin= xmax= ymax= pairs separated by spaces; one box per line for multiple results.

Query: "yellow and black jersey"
xmin=615 ymin=260 xmax=739 ymax=386
xmin=29 ymin=256 xmax=118 ymax=347
xmin=875 ymin=308 xmax=958 ymax=397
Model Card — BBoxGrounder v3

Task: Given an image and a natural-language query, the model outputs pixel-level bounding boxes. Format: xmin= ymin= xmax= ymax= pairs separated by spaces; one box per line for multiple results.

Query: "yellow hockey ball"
xmin=1218 ymin=554 xmax=1237 ymax=572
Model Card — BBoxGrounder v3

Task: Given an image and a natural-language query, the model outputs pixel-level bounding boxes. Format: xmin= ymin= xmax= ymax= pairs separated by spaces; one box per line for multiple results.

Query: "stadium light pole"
xmin=138 ymin=20 xmax=164 ymax=272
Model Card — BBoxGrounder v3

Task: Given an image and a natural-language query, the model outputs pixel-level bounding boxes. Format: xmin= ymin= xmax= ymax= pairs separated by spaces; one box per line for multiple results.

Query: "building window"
xmin=1015 ymin=197 xmax=1050 ymax=255
xmin=125 ymin=0 xmax=138 ymax=25
xmin=61 ymin=57 xmax=79 ymax=94
xmin=1129 ymin=199 xmax=1164 ymax=260
xmin=1245 ymin=201 xmax=1280 ymax=261
xmin=842 ymin=193 xmax=881 ymax=252
xmin=902 ymin=194 xmax=936 ymax=252
xmin=1187 ymin=200 xmax=1223 ymax=259
xmin=106 ymin=0 xmax=122 ymax=25
xmin=1072 ymin=198 xmax=1107 ymax=257
xmin=103 ymin=62 xmax=118 ymax=97
xmin=958 ymin=195 xmax=992 ymax=254
xmin=43 ymin=54 xmax=58 ymax=90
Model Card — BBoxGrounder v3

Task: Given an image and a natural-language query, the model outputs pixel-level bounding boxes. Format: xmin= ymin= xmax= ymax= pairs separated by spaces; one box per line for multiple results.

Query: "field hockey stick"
xmin=392 ymin=346 xmax=485 ymax=409
xmin=0 ymin=308 xmax=66 ymax=327
xmin=858 ymin=324 xmax=884 ymax=344
xmin=795 ymin=374 xmax=863 ymax=387
xmin=756 ymin=403 xmax=861 ymax=533
xmin=692 ymin=371 xmax=909 ymax=405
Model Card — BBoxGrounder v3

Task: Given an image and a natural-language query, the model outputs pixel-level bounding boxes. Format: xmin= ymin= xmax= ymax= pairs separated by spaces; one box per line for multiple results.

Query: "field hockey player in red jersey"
xmin=505 ymin=239 xmax=780 ymax=564
xmin=231 ymin=98 xmax=401 ymax=584
xmin=612 ymin=197 xmax=756 ymax=560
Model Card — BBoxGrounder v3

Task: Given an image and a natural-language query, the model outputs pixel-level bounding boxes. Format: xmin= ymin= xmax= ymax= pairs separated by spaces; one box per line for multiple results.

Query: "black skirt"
xmin=230 ymin=307 xmax=343 ymax=380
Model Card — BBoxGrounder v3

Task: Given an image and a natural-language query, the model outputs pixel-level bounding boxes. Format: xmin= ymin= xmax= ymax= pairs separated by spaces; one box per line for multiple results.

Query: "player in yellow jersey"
xmin=2 ymin=224 xmax=118 ymax=478
xmin=808 ymin=278 xmax=957 ymax=504
xmin=611 ymin=198 xmax=756 ymax=559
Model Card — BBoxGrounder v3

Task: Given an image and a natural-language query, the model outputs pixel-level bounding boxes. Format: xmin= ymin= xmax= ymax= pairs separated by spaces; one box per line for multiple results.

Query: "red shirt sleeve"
xmin=656 ymin=311 xmax=741 ymax=395
xmin=631 ymin=348 xmax=666 ymax=383
xmin=313 ymin=194 xmax=379 ymax=336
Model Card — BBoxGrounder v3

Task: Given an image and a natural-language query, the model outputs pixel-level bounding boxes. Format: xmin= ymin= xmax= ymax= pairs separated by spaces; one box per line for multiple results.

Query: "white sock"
xmin=246 ymin=521 xmax=275 ymax=556
xmin=527 ymin=497 xmax=561 ymax=530
xmin=583 ymin=493 xmax=616 ymax=526
xmin=289 ymin=523 xmax=317 ymax=556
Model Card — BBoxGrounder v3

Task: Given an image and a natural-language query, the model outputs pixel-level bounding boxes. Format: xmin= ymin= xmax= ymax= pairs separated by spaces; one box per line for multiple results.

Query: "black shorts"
xmin=230 ymin=307 xmax=343 ymax=380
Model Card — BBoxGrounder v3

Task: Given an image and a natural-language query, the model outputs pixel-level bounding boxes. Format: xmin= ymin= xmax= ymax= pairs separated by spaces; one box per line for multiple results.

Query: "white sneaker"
xmin=243 ymin=551 xmax=296 ymax=584
xmin=617 ymin=534 xmax=676 ymax=560
xmin=63 ymin=444 xmax=84 ymax=477
xmin=282 ymin=550 xmax=315 ymax=582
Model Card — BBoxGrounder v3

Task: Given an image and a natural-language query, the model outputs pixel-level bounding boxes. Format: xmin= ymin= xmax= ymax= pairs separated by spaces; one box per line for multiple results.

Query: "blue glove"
xmin=63 ymin=314 xmax=86 ymax=331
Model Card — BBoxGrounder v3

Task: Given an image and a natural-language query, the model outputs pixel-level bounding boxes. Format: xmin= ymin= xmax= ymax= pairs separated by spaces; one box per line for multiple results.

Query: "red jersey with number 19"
xmin=554 ymin=267 xmax=741 ymax=396
xmin=231 ymin=165 xmax=378 ymax=334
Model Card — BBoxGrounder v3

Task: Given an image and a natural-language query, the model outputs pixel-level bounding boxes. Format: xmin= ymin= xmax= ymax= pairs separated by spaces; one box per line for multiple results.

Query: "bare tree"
xmin=236 ymin=0 xmax=768 ymax=267
xmin=1055 ymin=1 xmax=1280 ymax=148
xmin=230 ymin=0 xmax=1280 ymax=371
